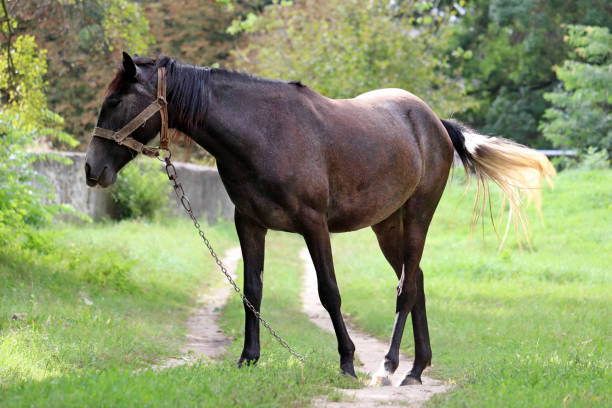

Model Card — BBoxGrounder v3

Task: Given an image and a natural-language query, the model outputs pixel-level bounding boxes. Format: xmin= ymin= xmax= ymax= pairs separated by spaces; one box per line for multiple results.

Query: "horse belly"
xmin=326 ymin=169 xmax=419 ymax=233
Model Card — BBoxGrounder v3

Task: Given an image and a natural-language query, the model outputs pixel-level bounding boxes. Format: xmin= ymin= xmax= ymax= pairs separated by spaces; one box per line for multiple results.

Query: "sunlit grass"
xmin=0 ymin=221 xmax=360 ymax=407
xmin=0 ymin=219 xmax=237 ymax=388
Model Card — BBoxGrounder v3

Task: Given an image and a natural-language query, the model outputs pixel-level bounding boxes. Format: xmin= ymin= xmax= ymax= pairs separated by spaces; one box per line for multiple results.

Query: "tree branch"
xmin=1 ymin=0 xmax=16 ymax=94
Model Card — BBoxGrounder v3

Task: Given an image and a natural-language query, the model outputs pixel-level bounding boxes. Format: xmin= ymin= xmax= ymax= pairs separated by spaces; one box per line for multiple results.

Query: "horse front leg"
xmin=235 ymin=210 xmax=267 ymax=367
xmin=301 ymin=210 xmax=356 ymax=377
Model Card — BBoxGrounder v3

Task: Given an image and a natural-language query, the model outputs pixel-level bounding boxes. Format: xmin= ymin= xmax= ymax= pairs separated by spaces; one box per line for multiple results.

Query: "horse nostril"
xmin=85 ymin=162 xmax=91 ymax=177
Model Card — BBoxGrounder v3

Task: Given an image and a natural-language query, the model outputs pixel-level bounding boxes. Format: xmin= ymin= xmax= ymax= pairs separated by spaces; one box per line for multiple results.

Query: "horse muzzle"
xmin=84 ymin=162 xmax=117 ymax=188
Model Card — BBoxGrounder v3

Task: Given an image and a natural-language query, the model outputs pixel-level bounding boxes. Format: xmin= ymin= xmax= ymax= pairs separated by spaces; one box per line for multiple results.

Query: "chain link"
xmin=164 ymin=157 xmax=305 ymax=362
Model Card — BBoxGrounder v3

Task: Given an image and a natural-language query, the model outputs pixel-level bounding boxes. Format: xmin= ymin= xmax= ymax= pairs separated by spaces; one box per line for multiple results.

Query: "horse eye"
xmin=106 ymin=98 xmax=121 ymax=108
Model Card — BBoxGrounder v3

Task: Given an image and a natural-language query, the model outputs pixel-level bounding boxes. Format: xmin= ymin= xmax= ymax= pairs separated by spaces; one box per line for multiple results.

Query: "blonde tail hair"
xmin=441 ymin=119 xmax=556 ymax=250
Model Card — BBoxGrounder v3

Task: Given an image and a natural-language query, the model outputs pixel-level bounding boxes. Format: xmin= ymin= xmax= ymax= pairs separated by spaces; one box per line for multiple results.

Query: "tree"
xmin=446 ymin=0 xmax=612 ymax=146
xmin=232 ymin=0 xmax=476 ymax=117
xmin=7 ymin=0 xmax=153 ymax=144
xmin=144 ymin=0 xmax=270 ymax=66
xmin=539 ymin=25 xmax=612 ymax=156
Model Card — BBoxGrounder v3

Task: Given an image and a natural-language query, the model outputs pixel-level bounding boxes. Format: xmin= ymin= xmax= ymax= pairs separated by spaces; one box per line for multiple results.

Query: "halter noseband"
xmin=92 ymin=67 xmax=169 ymax=158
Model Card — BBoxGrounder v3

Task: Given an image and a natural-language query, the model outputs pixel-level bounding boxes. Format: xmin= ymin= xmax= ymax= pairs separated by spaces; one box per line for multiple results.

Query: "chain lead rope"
xmin=163 ymin=156 xmax=305 ymax=363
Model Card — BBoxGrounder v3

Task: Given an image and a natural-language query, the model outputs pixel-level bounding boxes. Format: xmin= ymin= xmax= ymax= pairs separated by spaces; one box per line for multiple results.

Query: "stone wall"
xmin=33 ymin=152 xmax=234 ymax=223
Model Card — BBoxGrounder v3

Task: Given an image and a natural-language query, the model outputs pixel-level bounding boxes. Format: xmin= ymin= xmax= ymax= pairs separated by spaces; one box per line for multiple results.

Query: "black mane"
xmin=154 ymin=56 xmax=213 ymax=129
xmin=154 ymin=56 xmax=302 ymax=128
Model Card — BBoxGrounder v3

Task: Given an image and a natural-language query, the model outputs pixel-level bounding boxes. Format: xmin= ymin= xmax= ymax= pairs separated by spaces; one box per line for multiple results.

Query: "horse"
xmin=85 ymin=53 xmax=555 ymax=386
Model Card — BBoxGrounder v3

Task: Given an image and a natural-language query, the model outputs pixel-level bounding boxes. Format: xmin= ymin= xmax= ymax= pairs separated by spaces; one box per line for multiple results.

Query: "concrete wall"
xmin=165 ymin=161 xmax=235 ymax=223
xmin=33 ymin=152 xmax=234 ymax=223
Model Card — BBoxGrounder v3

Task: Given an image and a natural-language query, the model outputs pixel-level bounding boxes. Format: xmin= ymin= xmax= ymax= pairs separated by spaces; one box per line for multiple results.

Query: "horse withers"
xmin=85 ymin=53 xmax=554 ymax=386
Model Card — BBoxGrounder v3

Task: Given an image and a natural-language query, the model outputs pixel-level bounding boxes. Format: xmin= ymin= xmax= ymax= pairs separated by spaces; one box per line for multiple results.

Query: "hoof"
xmin=341 ymin=368 xmax=358 ymax=379
xmin=341 ymin=364 xmax=357 ymax=379
xmin=369 ymin=375 xmax=392 ymax=387
xmin=400 ymin=375 xmax=422 ymax=386
xmin=237 ymin=355 xmax=259 ymax=368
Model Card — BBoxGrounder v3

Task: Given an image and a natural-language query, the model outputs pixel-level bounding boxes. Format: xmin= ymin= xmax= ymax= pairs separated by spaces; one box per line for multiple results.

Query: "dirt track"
xmin=159 ymin=247 xmax=242 ymax=368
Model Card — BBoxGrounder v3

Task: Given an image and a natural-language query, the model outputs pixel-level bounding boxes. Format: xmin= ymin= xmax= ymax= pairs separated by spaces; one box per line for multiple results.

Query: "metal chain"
xmin=163 ymin=156 xmax=305 ymax=362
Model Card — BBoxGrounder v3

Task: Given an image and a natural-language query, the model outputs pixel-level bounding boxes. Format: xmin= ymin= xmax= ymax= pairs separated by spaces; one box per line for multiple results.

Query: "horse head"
xmin=85 ymin=52 xmax=161 ymax=187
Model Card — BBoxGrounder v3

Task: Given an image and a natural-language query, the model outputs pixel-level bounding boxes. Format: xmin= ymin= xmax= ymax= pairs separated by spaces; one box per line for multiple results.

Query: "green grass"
xmin=330 ymin=170 xmax=612 ymax=407
xmin=0 ymin=219 xmax=359 ymax=407
xmin=2 ymin=170 xmax=610 ymax=407
xmin=0 ymin=219 xmax=237 ymax=385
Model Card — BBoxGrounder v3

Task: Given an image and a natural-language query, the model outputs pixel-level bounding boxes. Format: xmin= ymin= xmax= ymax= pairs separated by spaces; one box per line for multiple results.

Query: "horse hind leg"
xmin=401 ymin=266 xmax=431 ymax=385
xmin=370 ymin=200 xmax=433 ymax=386
xmin=369 ymin=209 xmax=403 ymax=386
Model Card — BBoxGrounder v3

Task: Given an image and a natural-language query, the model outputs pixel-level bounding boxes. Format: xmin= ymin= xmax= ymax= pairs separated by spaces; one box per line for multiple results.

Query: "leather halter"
xmin=92 ymin=67 xmax=169 ymax=158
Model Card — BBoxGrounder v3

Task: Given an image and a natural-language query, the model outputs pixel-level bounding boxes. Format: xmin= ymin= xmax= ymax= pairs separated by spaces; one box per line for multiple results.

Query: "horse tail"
xmin=440 ymin=119 xmax=556 ymax=249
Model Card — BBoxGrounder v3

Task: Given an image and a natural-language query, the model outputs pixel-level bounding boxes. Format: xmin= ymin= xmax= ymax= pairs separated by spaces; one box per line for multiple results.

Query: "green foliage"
xmin=112 ymin=159 xmax=170 ymax=219
xmin=578 ymin=147 xmax=610 ymax=170
xmin=226 ymin=12 xmax=258 ymax=35
xmin=540 ymin=25 xmax=612 ymax=157
xmin=0 ymin=11 xmax=79 ymax=242
xmin=552 ymin=148 xmax=610 ymax=172
xmin=102 ymin=0 xmax=154 ymax=54
xmin=232 ymin=0 xmax=477 ymax=116
xmin=448 ymin=0 xmax=612 ymax=146
xmin=0 ymin=35 xmax=75 ymax=145
xmin=550 ymin=155 xmax=578 ymax=172
xmin=0 ymin=123 xmax=61 ymax=237
xmin=8 ymin=0 xmax=154 ymax=141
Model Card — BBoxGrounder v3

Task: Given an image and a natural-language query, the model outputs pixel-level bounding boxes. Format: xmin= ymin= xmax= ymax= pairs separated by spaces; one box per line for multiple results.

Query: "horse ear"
xmin=122 ymin=52 xmax=136 ymax=79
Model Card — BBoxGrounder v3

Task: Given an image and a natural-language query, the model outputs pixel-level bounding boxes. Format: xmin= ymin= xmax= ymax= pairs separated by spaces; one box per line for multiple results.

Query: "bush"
xmin=550 ymin=147 xmax=610 ymax=171
xmin=578 ymin=147 xmax=610 ymax=170
xmin=550 ymin=155 xmax=578 ymax=172
xmin=112 ymin=159 xmax=170 ymax=219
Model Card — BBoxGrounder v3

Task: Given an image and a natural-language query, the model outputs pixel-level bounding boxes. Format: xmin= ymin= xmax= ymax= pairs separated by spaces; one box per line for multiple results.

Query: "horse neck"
xmin=168 ymin=66 xmax=285 ymax=164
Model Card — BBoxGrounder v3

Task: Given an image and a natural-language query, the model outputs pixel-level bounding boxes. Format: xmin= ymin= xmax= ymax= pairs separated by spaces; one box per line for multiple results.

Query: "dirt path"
xmin=160 ymin=247 xmax=242 ymax=368
xmin=300 ymin=248 xmax=449 ymax=407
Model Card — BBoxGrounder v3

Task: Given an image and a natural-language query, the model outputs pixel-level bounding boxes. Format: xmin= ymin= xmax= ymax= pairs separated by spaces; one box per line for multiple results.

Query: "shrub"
xmin=550 ymin=155 xmax=578 ymax=172
xmin=578 ymin=147 xmax=610 ymax=170
xmin=550 ymin=147 xmax=610 ymax=171
xmin=112 ymin=159 xmax=170 ymax=219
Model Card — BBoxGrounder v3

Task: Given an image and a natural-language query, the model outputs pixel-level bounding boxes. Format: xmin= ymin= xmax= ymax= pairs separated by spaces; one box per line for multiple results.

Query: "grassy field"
xmin=0 ymin=219 xmax=357 ymax=407
xmin=1 ymin=169 xmax=610 ymax=407
xmin=0 ymin=220 xmax=236 ymax=384
xmin=331 ymin=169 xmax=611 ymax=407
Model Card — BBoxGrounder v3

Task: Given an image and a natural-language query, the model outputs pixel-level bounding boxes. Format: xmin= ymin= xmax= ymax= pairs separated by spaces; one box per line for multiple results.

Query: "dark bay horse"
xmin=85 ymin=53 xmax=555 ymax=386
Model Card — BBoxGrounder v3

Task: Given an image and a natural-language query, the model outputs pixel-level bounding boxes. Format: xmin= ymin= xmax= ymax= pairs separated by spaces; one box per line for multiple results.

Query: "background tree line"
xmin=2 ymin=0 xmax=611 ymax=159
